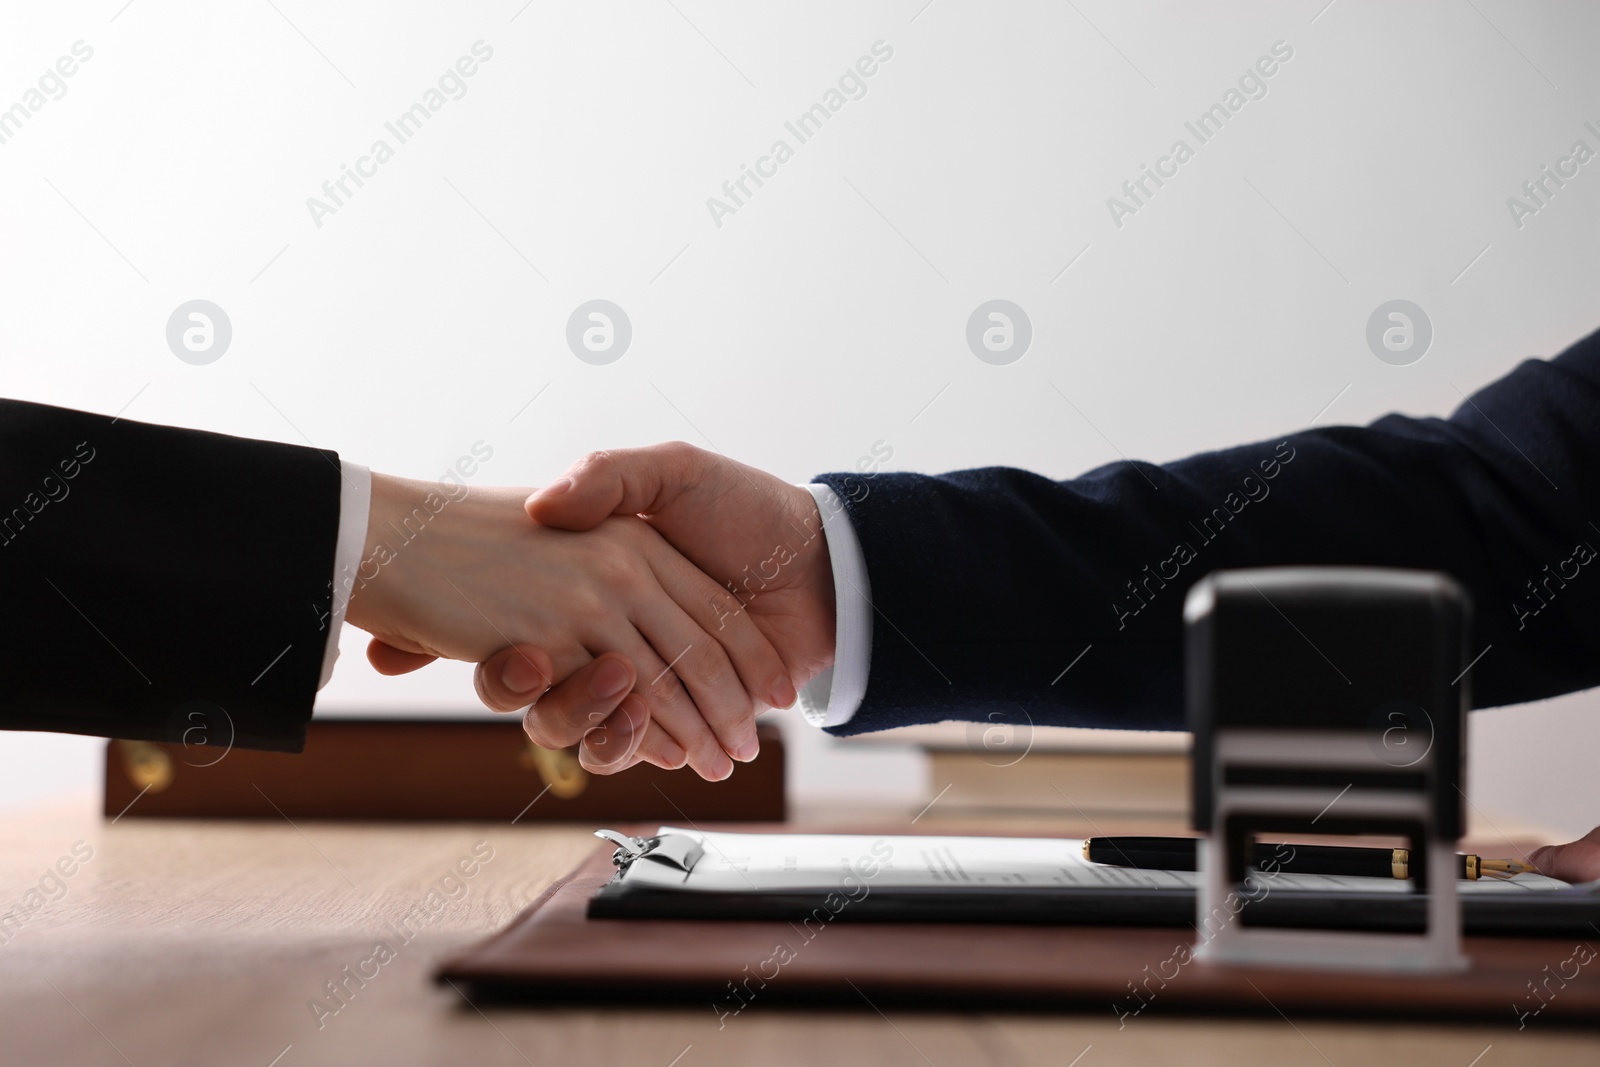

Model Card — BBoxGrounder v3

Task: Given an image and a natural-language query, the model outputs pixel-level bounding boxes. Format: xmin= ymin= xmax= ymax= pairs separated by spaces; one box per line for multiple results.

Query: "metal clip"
xmin=594 ymin=830 xmax=659 ymax=870
xmin=593 ymin=829 xmax=706 ymax=876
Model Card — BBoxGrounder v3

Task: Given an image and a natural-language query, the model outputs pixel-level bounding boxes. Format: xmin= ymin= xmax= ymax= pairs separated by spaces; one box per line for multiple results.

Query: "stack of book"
xmin=832 ymin=722 xmax=1190 ymax=818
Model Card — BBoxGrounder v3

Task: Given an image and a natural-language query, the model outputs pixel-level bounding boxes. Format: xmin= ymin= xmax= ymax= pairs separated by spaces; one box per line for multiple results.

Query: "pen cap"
xmin=1185 ymin=566 xmax=1468 ymax=838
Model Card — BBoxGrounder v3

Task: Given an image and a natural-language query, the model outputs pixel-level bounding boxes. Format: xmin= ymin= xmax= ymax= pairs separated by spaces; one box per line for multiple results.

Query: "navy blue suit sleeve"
xmin=814 ymin=327 xmax=1600 ymax=736
xmin=0 ymin=400 xmax=343 ymax=752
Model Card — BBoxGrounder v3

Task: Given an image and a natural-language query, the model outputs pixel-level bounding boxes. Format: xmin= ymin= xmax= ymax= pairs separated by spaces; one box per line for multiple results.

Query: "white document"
xmin=618 ymin=828 xmax=1572 ymax=895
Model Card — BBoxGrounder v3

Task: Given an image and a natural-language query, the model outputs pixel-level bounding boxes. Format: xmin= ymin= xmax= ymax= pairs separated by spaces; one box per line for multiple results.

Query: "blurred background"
xmin=1 ymin=0 xmax=1596 ymax=834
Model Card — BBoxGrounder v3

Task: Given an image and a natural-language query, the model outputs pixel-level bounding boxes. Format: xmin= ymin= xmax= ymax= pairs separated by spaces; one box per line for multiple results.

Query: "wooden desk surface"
xmin=2 ymin=794 xmax=1594 ymax=1066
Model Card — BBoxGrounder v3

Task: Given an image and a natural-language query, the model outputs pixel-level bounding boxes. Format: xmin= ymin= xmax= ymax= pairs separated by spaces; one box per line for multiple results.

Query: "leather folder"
xmin=437 ymin=829 xmax=1600 ymax=1022
xmin=102 ymin=720 xmax=784 ymax=821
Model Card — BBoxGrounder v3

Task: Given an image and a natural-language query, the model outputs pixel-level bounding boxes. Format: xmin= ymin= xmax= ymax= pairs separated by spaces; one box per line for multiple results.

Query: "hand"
xmin=469 ymin=443 xmax=839 ymax=767
xmin=348 ymin=472 xmax=792 ymax=780
xmin=1528 ymin=827 xmax=1600 ymax=883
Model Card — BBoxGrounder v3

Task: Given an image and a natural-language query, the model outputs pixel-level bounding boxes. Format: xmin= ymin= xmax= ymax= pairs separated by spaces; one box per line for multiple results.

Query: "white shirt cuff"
xmin=796 ymin=483 xmax=872 ymax=728
xmin=319 ymin=461 xmax=372 ymax=690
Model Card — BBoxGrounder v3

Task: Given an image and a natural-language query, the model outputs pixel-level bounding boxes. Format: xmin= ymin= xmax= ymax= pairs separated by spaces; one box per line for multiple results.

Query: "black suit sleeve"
xmin=0 ymin=400 xmax=345 ymax=752
xmin=814 ymin=327 xmax=1600 ymax=736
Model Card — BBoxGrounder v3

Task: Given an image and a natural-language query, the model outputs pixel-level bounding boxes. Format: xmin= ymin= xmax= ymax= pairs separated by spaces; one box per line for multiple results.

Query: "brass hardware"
xmin=1391 ymin=848 xmax=1409 ymax=880
xmin=520 ymin=741 xmax=588 ymax=799
xmin=1464 ymin=854 xmax=1480 ymax=880
xmin=117 ymin=740 xmax=174 ymax=794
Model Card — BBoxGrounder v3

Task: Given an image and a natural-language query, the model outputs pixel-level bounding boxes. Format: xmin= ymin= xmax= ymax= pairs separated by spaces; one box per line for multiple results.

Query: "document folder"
xmin=437 ymin=827 xmax=1600 ymax=1022
xmin=584 ymin=827 xmax=1597 ymax=934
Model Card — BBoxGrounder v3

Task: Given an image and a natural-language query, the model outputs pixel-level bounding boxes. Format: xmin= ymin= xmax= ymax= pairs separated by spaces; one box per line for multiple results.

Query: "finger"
xmin=645 ymin=535 xmax=796 ymax=714
xmin=630 ymin=596 xmax=756 ymax=763
xmin=522 ymin=668 xmax=685 ymax=774
xmin=634 ymin=549 xmax=791 ymax=761
xmin=606 ymin=631 xmax=734 ymax=782
xmin=513 ymin=651 xmax=627 ymax=750
xmin=580 ymin=694 xmax=687 ymax=774
xmin=596 ymin=696 xmax=689 ymax=774
xmin=478 ymin=646 xmax=687 ymax=772
xmin=367 ymin=638 xmax=440 ymax=676
xmin=526 ymin=442 xmax=711 ymax=529
xmin=505 ymin=655 xmax=681 ymax=771
xmin=1528 ymin=827 xmax=1600 ymax=883
xmin=473 ymin=644 xmax=556 ymax=714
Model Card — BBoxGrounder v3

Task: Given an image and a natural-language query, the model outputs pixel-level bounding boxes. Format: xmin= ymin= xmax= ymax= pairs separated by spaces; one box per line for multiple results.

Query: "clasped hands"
xmin=343 ymin=441 xmax=1600 ymax=885
xmin=346 ymin=443 xmax=835 ymax=782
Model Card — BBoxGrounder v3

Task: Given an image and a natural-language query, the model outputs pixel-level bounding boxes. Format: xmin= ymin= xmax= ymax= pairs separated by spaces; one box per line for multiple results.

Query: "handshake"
xmin=345 ymin=442 xmax=836 ymax=782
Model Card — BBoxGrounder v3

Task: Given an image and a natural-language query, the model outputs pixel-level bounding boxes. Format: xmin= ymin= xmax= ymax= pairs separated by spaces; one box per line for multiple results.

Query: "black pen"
xmin=1082 ymin=836 xmax=1535 ymax=881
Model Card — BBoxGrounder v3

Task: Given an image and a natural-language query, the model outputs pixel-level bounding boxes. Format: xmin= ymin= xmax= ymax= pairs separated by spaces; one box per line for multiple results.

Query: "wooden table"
xmin=2 ymin=794 xmax=1594 ymax=1066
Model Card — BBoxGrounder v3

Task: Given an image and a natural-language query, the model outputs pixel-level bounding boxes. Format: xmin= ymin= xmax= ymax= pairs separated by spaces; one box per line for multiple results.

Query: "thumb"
xmin=367 ymin=637 xmax=440 ymax=676
xmin=1527 ymin=826 xmax=1600 ymax=884
xmin=525 ymin=443 xmax=707 ymax=530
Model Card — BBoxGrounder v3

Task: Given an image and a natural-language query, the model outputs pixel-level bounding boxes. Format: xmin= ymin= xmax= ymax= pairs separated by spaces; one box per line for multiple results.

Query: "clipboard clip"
xmin=594 ymin=829 xmax=705 ymax=876
xmin=595 ymin=829 xmax=656 ymax=865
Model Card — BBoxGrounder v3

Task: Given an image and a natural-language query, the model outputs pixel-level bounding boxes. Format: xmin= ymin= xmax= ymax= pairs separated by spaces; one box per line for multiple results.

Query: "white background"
xmin=1 ymin=1 xmax=1596 ymax=835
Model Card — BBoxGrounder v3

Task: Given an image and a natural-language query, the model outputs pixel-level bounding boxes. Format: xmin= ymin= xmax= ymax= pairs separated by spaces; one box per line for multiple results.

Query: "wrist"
xmin=806 ymin=496 xmax=837 ymax=664
xmin=791 ymin=484 xmax=838 ymax=678
xmin=345 ymin=471 xmax=457 ymax=638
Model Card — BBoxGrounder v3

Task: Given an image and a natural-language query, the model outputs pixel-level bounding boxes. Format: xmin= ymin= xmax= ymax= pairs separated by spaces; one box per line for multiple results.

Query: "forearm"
xmin=816 ymin=328 xmax=1600 ymax=733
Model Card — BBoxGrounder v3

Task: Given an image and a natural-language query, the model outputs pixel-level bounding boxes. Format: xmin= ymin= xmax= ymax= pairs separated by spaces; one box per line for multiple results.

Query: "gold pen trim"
xmin=1395 ymin=851 xmax=1514 ymax=881
xmin=1480 ymin=858 xmax=1537 ymax=878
